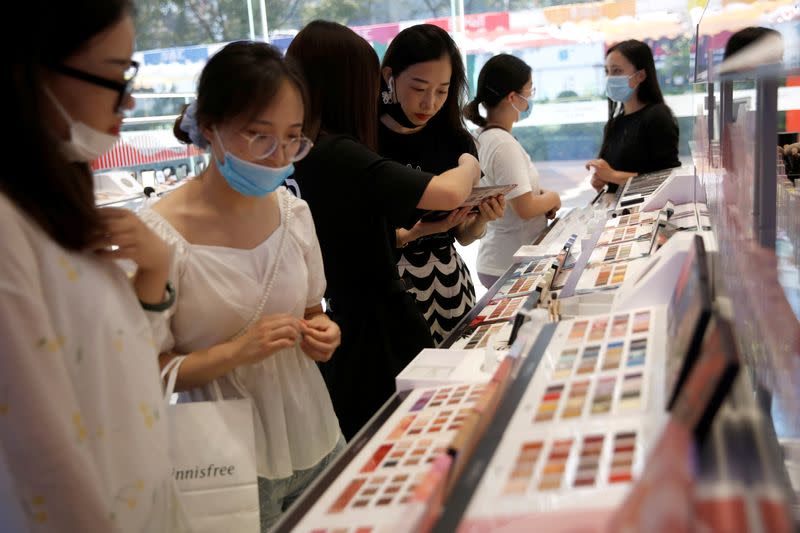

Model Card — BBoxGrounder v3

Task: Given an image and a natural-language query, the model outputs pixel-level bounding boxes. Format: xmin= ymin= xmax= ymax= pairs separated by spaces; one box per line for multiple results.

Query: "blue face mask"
xmin=511 ymin=93 xmax=533 ymax=121
xmin=213 ymin=128 xmax=294 ymax=197
xmin=605 ymin=75 xmax=636 ymax=103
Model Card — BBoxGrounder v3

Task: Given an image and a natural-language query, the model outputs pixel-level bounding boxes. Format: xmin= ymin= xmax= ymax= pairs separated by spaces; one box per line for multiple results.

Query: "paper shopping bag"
xmin=163 ymin=357 xmax=260 ymax=533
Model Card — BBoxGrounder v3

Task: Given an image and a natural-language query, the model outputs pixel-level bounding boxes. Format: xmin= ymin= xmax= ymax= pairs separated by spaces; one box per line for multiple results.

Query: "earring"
xmin=381 ymin=77 xmax=396 ymax=105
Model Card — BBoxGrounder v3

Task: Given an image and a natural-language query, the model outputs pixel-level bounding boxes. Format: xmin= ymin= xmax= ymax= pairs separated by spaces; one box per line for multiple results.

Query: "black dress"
xmin=292 ymin=134 xmax=435 ymax=440
xmin=378 ymin=122 xmax=478 ymax=346
xmin=599 ymin=102 xmax=681 ymax=190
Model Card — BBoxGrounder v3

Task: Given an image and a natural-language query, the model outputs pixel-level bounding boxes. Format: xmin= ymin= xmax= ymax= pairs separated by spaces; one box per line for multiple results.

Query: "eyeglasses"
xmin=49 ymin=61 xmax=140 ymax=113
xmin=516 ymin=87 xmax=537 ymax=100
xmin=239 ymin=132 xmax=314 ymax=162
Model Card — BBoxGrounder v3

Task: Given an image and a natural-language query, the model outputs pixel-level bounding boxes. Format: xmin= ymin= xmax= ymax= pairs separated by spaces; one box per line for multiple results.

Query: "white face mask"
xmin=44 ymin=87 xmax=119 ymax=162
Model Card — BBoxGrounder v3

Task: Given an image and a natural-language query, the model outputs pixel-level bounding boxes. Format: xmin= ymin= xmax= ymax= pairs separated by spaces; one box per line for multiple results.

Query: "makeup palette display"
xmin=597 ymin=223 xmax=654 ymax=246
xmin=588 ymin=239 xmax=654 ymax=266
xmin=470 ymin=295 xmax=528 ymax=326
xmin=494 ymin=273 xmax=548 ymax=299
xmin=529 ymin=307 xmax=666 ymax=424
xmin=448 ymin=306 xmax=666 ymax=523
xmin=449 ymin=322 xmax=514 ymax=351
xmin=604 ymin=210 xmax=657 ymax=229
xmin=293 ymin=384 xmax=488 ymax=532
xmin=617 ymin=168 xmax=676 ymax=208
xmin=574 ymin=256 xmax=650 ymax=294
xmin=510 ymin=257 xmax=554 ymax=278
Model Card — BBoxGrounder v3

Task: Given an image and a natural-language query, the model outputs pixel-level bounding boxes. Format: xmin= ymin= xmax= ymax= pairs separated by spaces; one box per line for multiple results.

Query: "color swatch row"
xmin=474 ymin=295 xmax=526 ymax=324
xmin=566 ymin=311 xmax=651 ymax=346
xmin=533 ymin=368 xmax=646 ymax=422
xmin=455 ymin=322 xmax=511 ymax=351
xmin=502 ymin=430 xmax=639 ymax=494
xmin=496 ymin=273 xmax=544 ymax=298
xmin=328 ymin=472 xmax=425 ymax=514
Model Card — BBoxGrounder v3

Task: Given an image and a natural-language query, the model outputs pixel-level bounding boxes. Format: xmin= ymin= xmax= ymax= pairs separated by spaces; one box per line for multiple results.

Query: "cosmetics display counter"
xmin=274 ymin=157 xmax=798 ymax=532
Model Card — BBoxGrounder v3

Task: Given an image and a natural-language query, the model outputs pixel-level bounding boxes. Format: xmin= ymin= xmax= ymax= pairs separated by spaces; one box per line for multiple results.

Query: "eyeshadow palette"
xmin=294 ymin=384 xmax=488 ymax=531
xmin=471 ymin=295 xmax=527 ymax=326
xmin=574 ymin=256 xmax=649 ymax=294
xmin=604 ymin=211 xmax=657 ymax=229
xmin=588 ymin=239 xmax=653 ymax=266
xmin=510 ymin=257 xmax=554 ymax=278
xmin=495 ymin=273 xmax=547 ymax=299
xmin=617 ymin=168 xmax=675 ymax=207
xmin=449 ymin=322 xmax=514 ymax=351
xmin=597 ymin=223 xmax=654 ymax=246
xmin=463 ymin=423 xmax=649 ymax=520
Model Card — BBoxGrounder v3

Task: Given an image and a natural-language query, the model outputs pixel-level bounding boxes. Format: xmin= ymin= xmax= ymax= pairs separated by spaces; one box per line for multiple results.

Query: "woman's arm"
xmin=585 ymin=159 xmax=637 ymax=186
xmin=506 ymin=190 xmax=561 ymax=220
xmin=454 ymin=196 xmax=506 ymax=246
xmin=162 ymin=314 xmax=302 ymax=391
xmin=417 ymin=153 xmax=481 ymax=210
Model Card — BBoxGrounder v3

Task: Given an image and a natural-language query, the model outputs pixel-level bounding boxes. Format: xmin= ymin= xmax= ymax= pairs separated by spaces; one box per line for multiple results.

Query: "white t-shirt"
xmin=476 ymin=128 xmax=547 ymax=276
xmin=140 ymin=187 xmax=341 ymax=480
xmin=0 ymin=193 xmax=185 ymax=532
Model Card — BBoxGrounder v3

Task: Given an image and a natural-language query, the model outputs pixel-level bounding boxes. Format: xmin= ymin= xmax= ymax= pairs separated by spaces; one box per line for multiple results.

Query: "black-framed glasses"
xmin=49 ymin=61 xmax=139 ymax=112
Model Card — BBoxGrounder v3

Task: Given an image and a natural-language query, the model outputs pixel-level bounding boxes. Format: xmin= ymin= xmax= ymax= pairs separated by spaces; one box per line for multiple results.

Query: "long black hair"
xmin=380 ymin=24 xmax=472 ymax=144
xmin=287 ymin=20 xmax=381 ymax=151
xmin=5 ymin=0 xmax=131 ymax=251
xmin=464 ymin=54 xmax=531 ymax=127
xmin=174 ymin=41 xmax=307 ymax=145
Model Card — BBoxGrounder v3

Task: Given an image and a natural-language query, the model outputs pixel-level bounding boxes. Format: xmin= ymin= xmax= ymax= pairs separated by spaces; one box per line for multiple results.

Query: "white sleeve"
xmin=0 ymin=224 xmax=115 ymax=532
xmin=289 ymin=195 xmax=327 ymax=308
xmin=138 ymin=209 xmax=184 ymax=354
xmin=482 ymin=136 xmax=533 ymax=200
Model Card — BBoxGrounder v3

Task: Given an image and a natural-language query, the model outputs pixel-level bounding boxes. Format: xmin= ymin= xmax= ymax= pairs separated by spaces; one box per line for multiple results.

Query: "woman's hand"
xmin=91 ymin=208 xmax=171 ymax=272
xmin=230 ymin=314 xmax=301 ymax=366
xmin=585 ymin=158 xmax=636 ymax=186
xmin=299 ymin=313 xmax=341 ymax=362
xmin=475 ymin=195 xmax=505 ymax=223
xmin=400 ymin=207 xmax=473 ymax=246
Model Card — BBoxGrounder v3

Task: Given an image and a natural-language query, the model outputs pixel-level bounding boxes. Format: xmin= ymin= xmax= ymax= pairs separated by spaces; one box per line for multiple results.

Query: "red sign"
xmin=424 ymin=11 xmax=510 ymax=33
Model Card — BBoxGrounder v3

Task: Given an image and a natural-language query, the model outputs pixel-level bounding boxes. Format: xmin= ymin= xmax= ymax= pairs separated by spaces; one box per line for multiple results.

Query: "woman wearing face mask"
xmin=378 ymin=24 xmax=505 ymax=345
xmin=287 ymin=21 xmax=481 ymax=440
xmin=465 ymin=54 xmax=562 ymax=289
xmin=586 ymin=40 xmax=680 ymax=190
xmin=2 ymin=1 xmax=186 ymax=531
xmin=139 ymin=42 xmax=344 ymax=531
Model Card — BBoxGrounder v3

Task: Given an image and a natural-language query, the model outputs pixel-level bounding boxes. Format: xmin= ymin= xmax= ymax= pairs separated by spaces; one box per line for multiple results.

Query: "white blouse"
xmin=0 ymin=193 xmax=184 ymax=532
xmin=140 ymin=187 xmax=341 ymax=480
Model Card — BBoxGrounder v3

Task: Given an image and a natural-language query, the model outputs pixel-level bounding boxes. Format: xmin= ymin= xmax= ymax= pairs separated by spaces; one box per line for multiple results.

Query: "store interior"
xmin=84 ymin=1 xmax=800 ymax=532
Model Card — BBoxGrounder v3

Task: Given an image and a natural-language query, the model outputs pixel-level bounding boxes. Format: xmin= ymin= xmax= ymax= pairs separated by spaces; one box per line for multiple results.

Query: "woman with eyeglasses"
xmin=139 ymin=41 xmax=343 ymax=531
xmin=378 ymin=24 xmax=505 ymax=346
xmin=465 ymin=54 xmax=562 ymax=289
xmin=585 ymin=40 xmax=680 ymax=190
xmin=2 ymin=0 xmax=187 ymax=531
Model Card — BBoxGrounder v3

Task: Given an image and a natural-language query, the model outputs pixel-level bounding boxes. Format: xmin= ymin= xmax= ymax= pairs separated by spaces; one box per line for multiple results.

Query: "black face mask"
xmin=382 ymin=101 xmax=418 ymax=129
xmin=380 ymin=79 xmax=419 ymax=129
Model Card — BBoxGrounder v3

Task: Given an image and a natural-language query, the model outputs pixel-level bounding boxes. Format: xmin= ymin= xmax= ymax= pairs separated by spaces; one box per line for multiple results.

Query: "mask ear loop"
xmin=42 ymin=86 xmax=74 ymax=129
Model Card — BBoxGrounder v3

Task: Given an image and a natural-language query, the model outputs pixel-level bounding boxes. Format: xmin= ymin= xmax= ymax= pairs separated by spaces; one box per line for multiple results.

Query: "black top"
xmin=599 ymin=103 xmax=681 ymax=176
xmin=378 ymin=122 xmax=478 ymax=249
xmin=292 ymin=133 xmax=436 ymax=439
